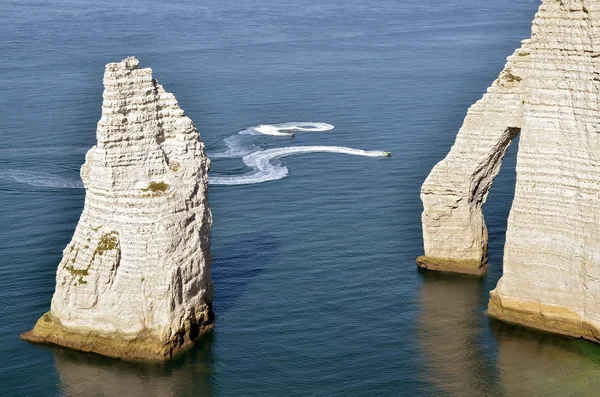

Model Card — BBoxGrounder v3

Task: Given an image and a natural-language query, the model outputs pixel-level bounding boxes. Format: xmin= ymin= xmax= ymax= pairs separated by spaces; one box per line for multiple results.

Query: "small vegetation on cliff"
xmin=96 ymin=232 xmax=118 ymax=254
xmin=143 ymin=181 xmax=169 ymax=194
xmin=65 ymin=263 xmax=89 ymax=277
xmin=64 ymin=232 xmax=119 ymax=285
xmin=169 ymin=162 xmax=180 ymax=172
xmin=503 ymin=70 xmax=522 ymax=83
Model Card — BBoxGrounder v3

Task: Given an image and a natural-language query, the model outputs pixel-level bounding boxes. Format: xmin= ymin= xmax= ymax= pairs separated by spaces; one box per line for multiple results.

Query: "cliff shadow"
xmin=51 ymin=332 xmax=217 ymax=397
xmin=211 ymin=234 xmax=279 ymax=314
xmin=416 ymin=269 xmax=502 ymax=396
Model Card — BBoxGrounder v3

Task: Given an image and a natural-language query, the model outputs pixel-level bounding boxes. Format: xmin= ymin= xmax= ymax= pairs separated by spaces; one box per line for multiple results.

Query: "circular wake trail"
xmin=242 ymin=122 xmax=334 ymax=136
xmin=209 ymin=122 xmax=336 ymax=159
xmin=210 ymin=146 xmax=388 ymax=186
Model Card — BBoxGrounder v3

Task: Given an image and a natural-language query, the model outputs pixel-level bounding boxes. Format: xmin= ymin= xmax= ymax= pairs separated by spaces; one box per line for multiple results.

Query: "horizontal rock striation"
xmin=21 ymin=57 xmax=214 ymax=360
xmin=420 ymin=0 xmax=600 ymax=342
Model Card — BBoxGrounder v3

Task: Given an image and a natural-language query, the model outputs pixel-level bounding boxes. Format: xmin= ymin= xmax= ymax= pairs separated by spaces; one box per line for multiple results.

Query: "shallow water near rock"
xmin=3 ymin=0 xmax=600 ymax=396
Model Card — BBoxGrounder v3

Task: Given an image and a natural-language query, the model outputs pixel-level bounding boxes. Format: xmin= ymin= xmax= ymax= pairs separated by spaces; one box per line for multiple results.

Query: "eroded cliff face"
xmin=21 ymin=57 xmax=214 ymax=360
xmin=420 ymin=0 xmax=600 ymax=341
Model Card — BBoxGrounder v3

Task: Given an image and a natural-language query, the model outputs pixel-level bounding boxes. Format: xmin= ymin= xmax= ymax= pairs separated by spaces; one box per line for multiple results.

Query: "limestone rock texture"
xmin=420 ymin=0 xmax=600 ymax=341
xmin=21 ymin=57 xmax=214 ymax=360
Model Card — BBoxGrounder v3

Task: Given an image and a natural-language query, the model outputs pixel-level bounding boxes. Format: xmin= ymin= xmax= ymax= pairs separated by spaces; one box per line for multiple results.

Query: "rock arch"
xmin=417 ymin=63 xmax=525 ymax=275
xmin=419 ymin=0 xmax=600 ymax=343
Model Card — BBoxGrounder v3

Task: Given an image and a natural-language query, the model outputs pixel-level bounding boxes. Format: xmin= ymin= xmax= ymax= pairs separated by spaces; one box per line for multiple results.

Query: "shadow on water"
xmin=47 ymin=236 xmax=280 ymax=397
xmin=416 ymin=269 xmax=502 ymax=396
xmin=17 ymin=235 xmax=279 ymax=397
xmin=211 ymin=235 xmax=280 ymax=314
xmin=51 ymin=332 xmax=217 ymax=397
xmin=489 ymin=319 xmax=600 ymax=396
xmin=417 ymin=268 xmax=600 ymax=397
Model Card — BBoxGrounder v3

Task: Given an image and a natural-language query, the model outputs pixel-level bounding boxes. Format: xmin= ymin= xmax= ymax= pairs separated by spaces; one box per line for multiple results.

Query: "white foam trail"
xmin=210 ymin=146 xmax=388 ymax=186
xmin=0 ymin=169 xmax=84 ymax=189
xmin=208 ymin=135 xmax=258 ymax=159
xmin=208 ymin=122 xmax=335 ymax=158
xmin=241 ymin=122 xmax=334 ymax=137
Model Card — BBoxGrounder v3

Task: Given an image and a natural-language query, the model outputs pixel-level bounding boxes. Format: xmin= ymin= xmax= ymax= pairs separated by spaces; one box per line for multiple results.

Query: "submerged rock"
xmin=21 ymin=57 xmax=214 ymax=360
xmin=419 ymin=0 xmax=600 ymax=341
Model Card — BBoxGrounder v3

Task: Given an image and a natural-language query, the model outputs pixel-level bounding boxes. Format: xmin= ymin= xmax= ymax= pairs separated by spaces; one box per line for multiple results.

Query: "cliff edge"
xmin=21 ymin=57 xmax=214 ymax=360
xmin=420 ymin=0 xmax=600 ymax=342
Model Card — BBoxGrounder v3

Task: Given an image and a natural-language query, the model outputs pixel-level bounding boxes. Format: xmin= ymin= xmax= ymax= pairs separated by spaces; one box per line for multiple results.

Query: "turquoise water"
xmin=3 ymin=0 xmax=600 ymax=395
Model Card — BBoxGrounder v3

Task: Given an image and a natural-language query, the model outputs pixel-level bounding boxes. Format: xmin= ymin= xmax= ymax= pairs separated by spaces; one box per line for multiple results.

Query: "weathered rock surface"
xmin=420 ymin=0 xmax=600 ymax=341
xmin=21 ymin=57 xmax=214 ymax=360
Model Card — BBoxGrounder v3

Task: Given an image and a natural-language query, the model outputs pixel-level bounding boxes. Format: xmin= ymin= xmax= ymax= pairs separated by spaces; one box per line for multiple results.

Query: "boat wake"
xmin=0 ymin=122 xmax=389 ymax=189
xmin=208 ymin=122 xmax=389 ymax=186
xmin=210 ymin=145 xmax=387 ymax=186
xmin=209 ymin=122 xmax=334 ymax=159
xmin=241 ymin=122 xmax=334 ymax=137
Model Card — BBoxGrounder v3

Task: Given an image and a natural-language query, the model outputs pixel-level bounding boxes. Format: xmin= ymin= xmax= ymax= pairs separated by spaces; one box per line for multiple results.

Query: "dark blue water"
xmin=3 ymin=0 xmax=600 ymax=396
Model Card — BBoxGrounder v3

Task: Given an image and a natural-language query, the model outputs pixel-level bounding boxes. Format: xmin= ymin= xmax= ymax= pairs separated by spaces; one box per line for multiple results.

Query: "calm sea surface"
xmin=3 ymin=0 xmax=600 ymax=396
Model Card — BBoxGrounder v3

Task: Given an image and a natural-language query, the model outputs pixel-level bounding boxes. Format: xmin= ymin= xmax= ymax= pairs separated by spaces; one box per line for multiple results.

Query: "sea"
xmin=3 ymin=0 xmax=600 ymax=396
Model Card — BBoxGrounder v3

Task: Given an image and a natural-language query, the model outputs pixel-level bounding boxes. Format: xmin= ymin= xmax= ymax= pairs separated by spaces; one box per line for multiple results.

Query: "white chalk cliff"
xmin=419 ymin=0 xmax=600 ymax=341
xmin=21 ymin=57 xmax=214 ymax=360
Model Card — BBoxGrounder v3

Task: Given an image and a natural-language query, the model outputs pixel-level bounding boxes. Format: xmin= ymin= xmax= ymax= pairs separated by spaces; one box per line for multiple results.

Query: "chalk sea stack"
xmin=21 ymin=57 xmax=214 ymax=360
xmin=419 ymin=0 xmax=600 ymax=341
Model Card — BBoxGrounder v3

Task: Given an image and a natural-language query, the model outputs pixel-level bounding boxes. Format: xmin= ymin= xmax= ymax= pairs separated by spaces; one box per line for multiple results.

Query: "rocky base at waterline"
xmin=416 ymin=256 xmax=487 ymax=276
xmin=21 ymin=310 xmax=214 ymax=361
xmin=488 ymin=292 xmax=600 ymax=343
xmin=21 ymin=56 xmax=214 ymax=361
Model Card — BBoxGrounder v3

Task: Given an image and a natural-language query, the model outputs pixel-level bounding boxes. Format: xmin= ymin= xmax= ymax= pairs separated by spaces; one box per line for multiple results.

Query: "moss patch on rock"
xmin=502 ymin=70 xmax=522 ymax=83
xmin=143 ymin=181 xmax=169 ymax=195
xmin=96 ymin=232 xmax=118 ymax=253
xmin=64 ymin=232 xmax=119 ymax=284
xmin=169 ymin=161 xmax=180 ymax=172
